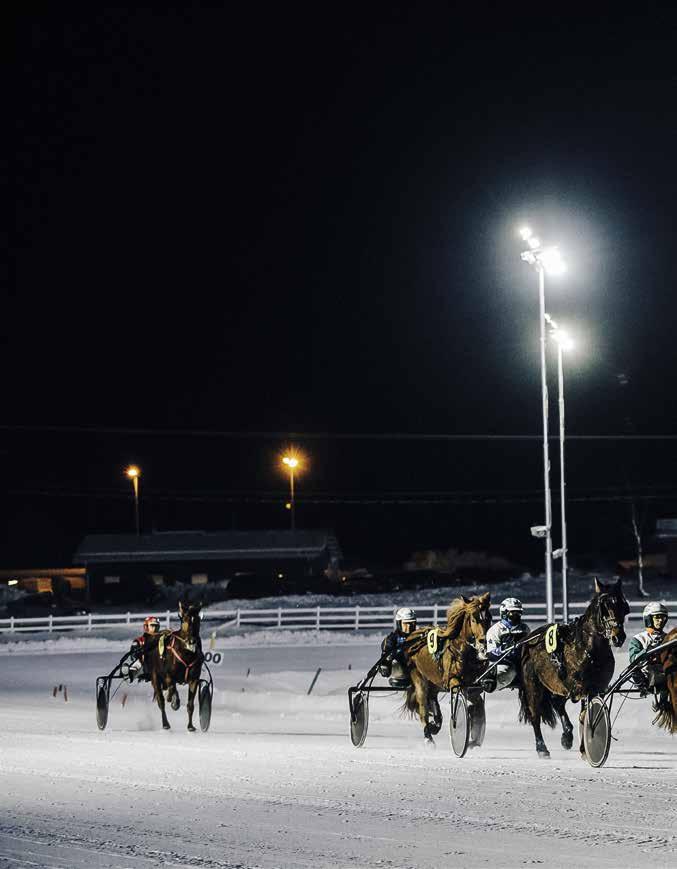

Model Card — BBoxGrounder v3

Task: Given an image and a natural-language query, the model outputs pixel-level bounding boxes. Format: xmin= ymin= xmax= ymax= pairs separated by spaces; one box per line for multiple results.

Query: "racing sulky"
xmin=402 ymin=594 xmax=491 ymax=744
xmin=518 ymin=577 xmax=629 ymax=758
xmin=144 ymin=599 xmax=205 ymax=731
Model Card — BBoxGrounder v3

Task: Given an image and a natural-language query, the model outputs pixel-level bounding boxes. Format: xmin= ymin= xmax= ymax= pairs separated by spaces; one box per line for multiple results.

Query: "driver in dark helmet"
xmin=629 ymin=602 xmax=670 ymax=707
xmin=379 ymin=607 xmax=417 ymax=689
xmin=483 ymin=598 xmax=529 ymax=691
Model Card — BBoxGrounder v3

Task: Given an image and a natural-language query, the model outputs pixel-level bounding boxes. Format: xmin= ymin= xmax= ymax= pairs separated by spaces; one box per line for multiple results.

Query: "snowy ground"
xmin=0 ymin=638 xmax=675 ymax=869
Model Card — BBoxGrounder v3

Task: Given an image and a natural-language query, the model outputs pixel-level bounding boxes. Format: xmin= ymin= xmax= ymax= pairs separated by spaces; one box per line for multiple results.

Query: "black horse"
xmin=145 ymin=600 xmax=204 ymax=731
xmin=518 ymin=577 xmax=630 ymax=758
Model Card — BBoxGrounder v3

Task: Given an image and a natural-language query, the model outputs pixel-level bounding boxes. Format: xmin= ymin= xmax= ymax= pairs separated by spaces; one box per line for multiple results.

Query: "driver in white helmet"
xmin=127 ymin=615 xmax=161 ymax=682
xmin=629 ymin=602 xmax=670 ymax=697
xmin=484 ymin=598 xmax=529 ymax=691
xmin=379 ymin=607 xmax=417 ymax=688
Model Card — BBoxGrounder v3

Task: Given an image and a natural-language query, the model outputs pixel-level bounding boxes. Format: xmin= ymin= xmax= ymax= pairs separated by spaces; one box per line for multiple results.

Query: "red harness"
xmin=168 ymin=635 xmax=199 ymax=683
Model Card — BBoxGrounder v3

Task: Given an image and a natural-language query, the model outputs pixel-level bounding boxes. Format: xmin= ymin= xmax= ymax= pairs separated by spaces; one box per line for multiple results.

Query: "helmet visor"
xmin=400 ymin=620 xmax=417 ymax=634
xmin=651 ymin=613 xmax=668 ymax=629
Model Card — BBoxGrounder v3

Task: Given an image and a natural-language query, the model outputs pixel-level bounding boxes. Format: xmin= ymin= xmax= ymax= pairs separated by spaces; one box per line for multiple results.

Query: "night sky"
xmin=7 ymin=6 xmax=677 ymax=571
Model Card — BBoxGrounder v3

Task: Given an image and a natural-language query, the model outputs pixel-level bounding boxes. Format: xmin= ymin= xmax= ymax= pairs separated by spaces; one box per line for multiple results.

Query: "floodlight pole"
xmin=538 ymin=264 xmax=555 ymax=623
xmin=289 ymin=468 xmax=295 ymax=531
xmin=556 ymin=339 xmax=569 ymax=623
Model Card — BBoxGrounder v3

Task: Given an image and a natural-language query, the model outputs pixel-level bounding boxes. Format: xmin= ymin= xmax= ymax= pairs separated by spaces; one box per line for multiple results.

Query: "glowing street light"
xmin=519 ymin=226 xmax=567 ymax=623
xmin=546 ymin=314 xmax=575 ymax=623
xmin=125 ymin=465 xmax=141 ymax=536
xmin=281 ymin=453 xmax=302 ymax=530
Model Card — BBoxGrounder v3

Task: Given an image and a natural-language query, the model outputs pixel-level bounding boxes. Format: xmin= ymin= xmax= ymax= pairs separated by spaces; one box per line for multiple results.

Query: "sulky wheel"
xmin=198 ymin=682 xmax=212 ymax=732
xmin=449 ymin=688 xmax=470 ymax=757
xmin=96 ymin=681 xmax=110 ymax=731
xmin=583 ymin=695 xmax=611 ymax=768
xmin=350 ymin=690 xmax=369 ymax=748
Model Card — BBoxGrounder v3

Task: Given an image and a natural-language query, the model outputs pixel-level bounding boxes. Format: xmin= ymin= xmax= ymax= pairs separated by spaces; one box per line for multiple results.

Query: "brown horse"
xmin=402 ymin=593 xmax=491 ymax=743
xmin=145 ymin=600 xmax=204 ymax=731
xmin=654 ymin=627 xmax=677 ymax=734
xmin=518 ymin=577 xmax=629 ymax=758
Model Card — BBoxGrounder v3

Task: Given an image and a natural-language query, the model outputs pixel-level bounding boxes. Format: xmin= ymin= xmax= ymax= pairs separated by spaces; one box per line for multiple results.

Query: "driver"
xmin=127 ymin=616 xmax=161 ymax=683
xmin=484 ymin=598 xmax=529 ymax=691
xmin=379 ymin=607 xmax=417 ymax=689
xmin=629 ymin=602 xmax=670 ymax=703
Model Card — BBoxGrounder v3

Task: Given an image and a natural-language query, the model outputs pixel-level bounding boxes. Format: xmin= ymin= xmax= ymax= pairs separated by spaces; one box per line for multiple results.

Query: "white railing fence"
xmin=0 ymin=601 xmax=674 ymax=634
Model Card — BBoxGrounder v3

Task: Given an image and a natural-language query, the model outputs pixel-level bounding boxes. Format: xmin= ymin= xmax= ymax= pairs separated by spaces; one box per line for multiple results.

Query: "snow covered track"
xmin=1 ymin=645 xmax=675 ymax=868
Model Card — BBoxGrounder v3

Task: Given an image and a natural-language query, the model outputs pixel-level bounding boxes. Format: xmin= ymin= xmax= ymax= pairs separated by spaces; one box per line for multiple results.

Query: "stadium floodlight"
xmin=124 ymin=465 xmax=141 ymax=535
xmin=519 ymin=226 xmax=533 ymax=241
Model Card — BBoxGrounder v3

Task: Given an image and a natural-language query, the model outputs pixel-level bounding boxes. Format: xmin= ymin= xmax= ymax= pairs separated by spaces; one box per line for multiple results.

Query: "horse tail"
xmin=399 ymin=685 xmax=418 ymax=719
xmin=518 ymin=685 xmax=558 ymax=729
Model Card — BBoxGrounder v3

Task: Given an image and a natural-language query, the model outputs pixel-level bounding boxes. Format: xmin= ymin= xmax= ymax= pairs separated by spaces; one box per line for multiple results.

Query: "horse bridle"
xmin=597 ymin=593 xmax=627 ymax=639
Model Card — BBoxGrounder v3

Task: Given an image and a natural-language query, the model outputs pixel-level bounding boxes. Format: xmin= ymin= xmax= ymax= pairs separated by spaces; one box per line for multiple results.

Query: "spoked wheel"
xmin=583 ymin=695 xmax=611 ymax=768
xmin=96 ymin=679 xmax=110 ymax=731
xmin=449 ymin=688 xmax=470 ymax=757
xmin=350 ymin=690 xmax=369 ymax=748
xmin=468 ymin=695 xmax=486 ymax=749
xmin=198 ymin=681 xmax=212 ymax=732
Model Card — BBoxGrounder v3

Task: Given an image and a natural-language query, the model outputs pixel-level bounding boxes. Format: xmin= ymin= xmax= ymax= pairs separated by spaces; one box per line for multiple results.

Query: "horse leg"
xmin=186 ymin=678 xmax=198 ymax=731
xmin=521 ymin=661 xmax=550 ymax=758
xmin=410 ymin=671 xmax=434 ymax=744
xmin=579 ymin=699 xmax=586 ymax=755
xmin=552 ymin=695 xmax=574 ymax=750
xmin=168 ymin=682 xmax=181 ymax=711
xmin=151 ymin=671 xmax=170 ymax=730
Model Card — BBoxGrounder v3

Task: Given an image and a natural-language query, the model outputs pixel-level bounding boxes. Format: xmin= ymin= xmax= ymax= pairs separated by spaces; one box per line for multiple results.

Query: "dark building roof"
xmin=655 ymin=519 xmax=677 ymax=540
xmin=74 ymin=529 xmax=342 ymax=564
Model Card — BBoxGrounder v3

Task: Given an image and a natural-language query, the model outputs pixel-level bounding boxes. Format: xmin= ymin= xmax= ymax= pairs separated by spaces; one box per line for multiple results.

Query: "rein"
xmin=167 ymin=617 xmax=202 ymax=682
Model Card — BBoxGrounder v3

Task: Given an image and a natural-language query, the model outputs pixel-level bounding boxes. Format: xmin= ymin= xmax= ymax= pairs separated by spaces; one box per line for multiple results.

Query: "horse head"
xmin=452 ymin=593 xmax=492 ymax=661
xmin=593 ymin=577 xmax=630 ymax=647
xmin=178 ymin=599 xmax=203 ymax=640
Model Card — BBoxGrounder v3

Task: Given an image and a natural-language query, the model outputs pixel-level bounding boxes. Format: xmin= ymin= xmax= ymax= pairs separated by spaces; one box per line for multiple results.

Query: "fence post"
xmin=126 ymin=612 xmax=131 ymax=625
xmin=236 ymin=609 xmax=241 ymax=628
xmin=355 ymin=605 xmax=360 ymax=631
xmin=48 ymin=614 xmax=53 ymax=633
xmin=277 ymin=606 xmax=282 ymax=628
xmin=165 ymin=610 xmax=171 ymax=629
xmin=433 ymin=604 xmax=439 ymax=626
xmin=88 ymin=613 xmax=92 ymax=632
xmin=10 ymin=616 xmax=14 ymax=634
xmin=316 ymin=606 xmax=321 ymax=631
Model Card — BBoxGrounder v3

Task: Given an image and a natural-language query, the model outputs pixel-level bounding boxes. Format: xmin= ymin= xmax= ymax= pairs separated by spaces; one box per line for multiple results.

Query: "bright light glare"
xmin=519 ymin=226 xmax=532 ymax=241
xmin=554 ymin=330 xmax=575 ymax=351
xmin=540 ymin=246 xmax=566 ymax=276
xmin=8 ymin=579 xmax=18 ymax=586
xmin=528 ymin=236 xmax=541 ymax=250
xmin=125 ymin=465 xmax=140 ymax=479
xmin=282 ymin=456 xmax=299 ymax=468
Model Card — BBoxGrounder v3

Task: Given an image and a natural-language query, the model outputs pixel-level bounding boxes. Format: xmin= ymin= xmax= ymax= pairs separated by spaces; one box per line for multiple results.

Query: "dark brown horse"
xmin=654 ymin=627 xmax=677 ymax=734
xmin=518 ymin=577 xmax=629 ymax=757
xmin=145 ymin=600 xmax=204 ymax=731
xmin=402 ymin=594 xmax=492 ymax=743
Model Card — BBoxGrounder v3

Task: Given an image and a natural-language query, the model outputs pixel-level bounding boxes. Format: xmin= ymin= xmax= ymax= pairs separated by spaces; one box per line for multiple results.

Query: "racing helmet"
xmin=395 ymin=607 xmax=417 ymax=634
xmin=642 ymin=601 xmax=668 ymax=629
xmin=499 ymin=598 xmax=524 ymax=622
xmin=143 ymin=616 xmax=160 ymax=634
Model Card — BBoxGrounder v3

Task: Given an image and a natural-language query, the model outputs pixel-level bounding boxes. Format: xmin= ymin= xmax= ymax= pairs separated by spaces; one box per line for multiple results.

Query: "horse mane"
xmin=445 ymin=596 xmax=487 ymax=639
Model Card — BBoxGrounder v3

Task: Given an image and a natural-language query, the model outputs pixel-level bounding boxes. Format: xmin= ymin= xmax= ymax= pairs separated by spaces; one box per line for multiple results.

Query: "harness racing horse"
xmin=145 ymin=600 xmax=204 ymax=731
xmin=403 ymin=594 xmax=491 ymax=743
xmin=654 ymin=627 xmax=677 ymax=734
xmin=518 ymin=577 xmax=629 ymax=758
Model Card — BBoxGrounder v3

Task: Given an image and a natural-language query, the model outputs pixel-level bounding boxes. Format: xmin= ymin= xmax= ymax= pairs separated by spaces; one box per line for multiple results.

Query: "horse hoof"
xmin=537 ymin=749 xmax=550 ymax=759
xmin=187 ymin=724 xmax=196 ymax=732
xmin=171 ymin=697 xmax=180 ymax=711
xmin=163 ymin=723 xmax=171 ymax=730
xmin=561 ymin=732 xmax=574 ymax=750
xmin=424 ymin=737 xmax=436 ymax=749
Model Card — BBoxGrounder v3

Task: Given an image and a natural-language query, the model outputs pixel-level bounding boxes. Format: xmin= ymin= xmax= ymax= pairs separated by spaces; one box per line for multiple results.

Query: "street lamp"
xmin=520 ymin=226 xmax=566 ymax=623
xmin=546 ymin=314 xmax=575 ymax=623
xmin=282 ymin=454 xmax=300 ymax=531
xmin=125 ymin=465 xmax=141 ymax=536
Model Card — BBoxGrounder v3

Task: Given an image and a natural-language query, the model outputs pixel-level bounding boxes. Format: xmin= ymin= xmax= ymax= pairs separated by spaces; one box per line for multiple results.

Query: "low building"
xmin=74 ymin=529 xmax=342 ymax=603
xmin=654 ymin=518 xmax=677 ymax=579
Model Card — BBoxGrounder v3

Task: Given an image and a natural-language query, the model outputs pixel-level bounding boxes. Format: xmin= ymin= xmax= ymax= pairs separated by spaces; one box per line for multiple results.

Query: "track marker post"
xmin=307 ymin=667 xmax=322 ymax=695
